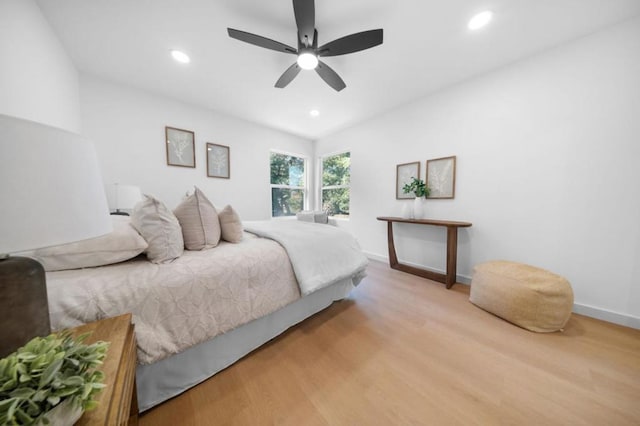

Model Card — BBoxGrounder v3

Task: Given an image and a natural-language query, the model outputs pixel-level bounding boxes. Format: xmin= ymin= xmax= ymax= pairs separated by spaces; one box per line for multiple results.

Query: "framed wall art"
xmin=207 ymin=143 xmax=230 ymax=179
xmin=426 ymin=155 xmax=456 ymax=199
xmin=396 ymin=161 xmax=421 ymax=199
xmin=165 ymin=126 xmax=195 ymax=168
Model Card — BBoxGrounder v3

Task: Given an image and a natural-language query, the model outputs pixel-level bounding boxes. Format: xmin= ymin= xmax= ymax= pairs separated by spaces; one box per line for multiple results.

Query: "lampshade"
xmin=106 ymin=183 xmax=142 ymax=212
xmin=0 ymin=114 xmax=112 ymax=254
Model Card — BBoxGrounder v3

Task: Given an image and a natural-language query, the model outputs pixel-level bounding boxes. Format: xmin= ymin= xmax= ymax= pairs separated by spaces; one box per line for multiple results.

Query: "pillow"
xmin=131 ymin=194 xmax=184 ymax=263
xmin=296 ymin=211 xmax=315 ymax=222
xmin=17 ymin=215 xmax=148 ymax=272
xmin=313 ymin=211 xmax=329 ymax=224
xmin=173 ymin=187 xmax=221 ymax=250
xmin=296 ymin=210 xmax=328 ymax=224
xmin=218 ymin=205 xmax=243 ymax=243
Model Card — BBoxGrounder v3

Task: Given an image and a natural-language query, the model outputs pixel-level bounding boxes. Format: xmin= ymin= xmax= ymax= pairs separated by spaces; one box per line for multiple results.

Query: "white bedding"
xmin=47 ymin=233 xmax=300 ymax=364
xmin=244 ymin=220 xmax=369 ymax=295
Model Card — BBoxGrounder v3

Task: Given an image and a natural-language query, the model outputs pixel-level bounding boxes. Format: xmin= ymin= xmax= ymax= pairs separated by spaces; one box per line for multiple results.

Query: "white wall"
xmin=80 ymin=75 xmax=313 ymax=219
xmin=0 ymin=0 xmax=80 ymax=132
xmin=316 ymin=17 xmax=640 ymax=326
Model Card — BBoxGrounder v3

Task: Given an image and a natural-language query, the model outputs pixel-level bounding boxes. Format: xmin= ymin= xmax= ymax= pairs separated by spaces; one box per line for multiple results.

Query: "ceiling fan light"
xmin=468 ymin=10 xmax=493 ymax=30
xmin=297 ymin=52 xmax=318 ymax=70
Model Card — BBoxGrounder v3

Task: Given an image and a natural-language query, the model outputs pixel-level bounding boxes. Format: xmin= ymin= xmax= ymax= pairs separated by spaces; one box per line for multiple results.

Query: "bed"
xmin=44 ymin=219 xmax=368 ymax=411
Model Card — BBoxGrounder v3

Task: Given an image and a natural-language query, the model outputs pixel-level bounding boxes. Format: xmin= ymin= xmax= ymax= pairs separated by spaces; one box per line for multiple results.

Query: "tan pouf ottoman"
xmin=470 ymin=261 xmax=574 ymax=332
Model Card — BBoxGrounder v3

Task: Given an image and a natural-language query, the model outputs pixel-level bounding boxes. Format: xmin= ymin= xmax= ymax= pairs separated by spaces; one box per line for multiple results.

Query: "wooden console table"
xmin=377 ymin=217 xmax=472 ymax=289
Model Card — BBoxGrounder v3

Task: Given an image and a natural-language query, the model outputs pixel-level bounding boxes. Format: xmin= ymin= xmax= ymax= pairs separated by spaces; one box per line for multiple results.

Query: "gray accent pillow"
xmin=131 ymin=195 xmax=184 ymax=263
xmin=313 ymin=211 xmax=328 ymax=224
xmin=173 ymin=187 xmax=221 ymax=250
xmin=296 ymin=210 xmax=328 ymax=224
xmin=296 ymin=211 xmax=315 ymax=222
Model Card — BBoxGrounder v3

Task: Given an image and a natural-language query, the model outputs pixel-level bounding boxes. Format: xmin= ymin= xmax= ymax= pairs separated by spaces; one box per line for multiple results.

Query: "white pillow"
xmin=173 ymin=187 xmax=221 ymax=250
xmin=131 ymin=195 xmax=184 ymax=263
xmin=218 ymin=205 xmax=243 ymax=243
xmin=18 ymin=216 xmax=148 ymax=272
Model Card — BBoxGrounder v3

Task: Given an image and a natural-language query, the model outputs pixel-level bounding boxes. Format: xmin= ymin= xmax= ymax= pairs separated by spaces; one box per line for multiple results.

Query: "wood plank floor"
xmin=139 ymin=260 xmax=640 ymax=425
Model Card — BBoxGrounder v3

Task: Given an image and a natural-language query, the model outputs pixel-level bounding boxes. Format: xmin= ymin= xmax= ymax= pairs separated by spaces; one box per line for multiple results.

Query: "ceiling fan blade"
xmin=275 ymin=63 xmax=302 ymax=88
xmin=228 ymin=28 xmax=297 ymax=54
xmin=293 ymin=0 xmax=315 ymax=46
xmin=315 ymin=60 xmax=346 ymax=92
xmin=318 ymin=29 xmax=383 ymax=57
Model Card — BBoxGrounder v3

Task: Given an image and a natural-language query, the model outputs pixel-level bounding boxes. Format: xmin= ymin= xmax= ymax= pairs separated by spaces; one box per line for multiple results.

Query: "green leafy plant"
xmin=403 ymin=177 xmax=430 ymax=198
xmin=0 ymin=331 xmax=109 ymax=425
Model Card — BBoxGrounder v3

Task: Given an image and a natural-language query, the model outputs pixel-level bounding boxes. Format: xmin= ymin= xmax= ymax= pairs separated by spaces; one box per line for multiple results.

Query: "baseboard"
xmin=363 ymin=251 xmax=472 ymax=285
xmin=572 ymin=303 xmax=640 ymax=329
xmin=363 ymin=251 xmax=639 ymax=330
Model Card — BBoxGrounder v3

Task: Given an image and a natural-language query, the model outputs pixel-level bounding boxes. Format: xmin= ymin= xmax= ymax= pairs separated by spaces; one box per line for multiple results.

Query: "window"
xmin=321 ymin=151 xmax=350 ymax=218
xmin=270 ymin=151 xmax=307 ymax=217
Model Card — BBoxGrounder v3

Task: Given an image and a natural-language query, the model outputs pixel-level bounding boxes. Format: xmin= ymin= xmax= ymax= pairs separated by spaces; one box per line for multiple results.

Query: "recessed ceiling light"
xmin=170 ymin=50 xmax=190 ymax=64
xmin=468 ymin=11 xmax=493 ymax=30
xmin=309 ymin=109 xmax=320 ymax=117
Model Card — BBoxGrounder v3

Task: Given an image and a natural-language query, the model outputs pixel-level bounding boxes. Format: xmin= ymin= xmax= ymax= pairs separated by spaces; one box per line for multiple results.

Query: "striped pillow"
xmin=173 ymin=187 xmax=221 ymax=250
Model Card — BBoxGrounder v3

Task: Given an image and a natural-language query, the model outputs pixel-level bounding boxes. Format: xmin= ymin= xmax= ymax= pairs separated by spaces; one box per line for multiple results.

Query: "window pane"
xmin=270 ymin=153 xmax=305 ymax=186
xmin=322 ymin=188 xmax=350 ymax=217
xmin=272 ymin=188 xmax=304 ymax=217
xmin=322 ymin=152 xmax=350 ymax=187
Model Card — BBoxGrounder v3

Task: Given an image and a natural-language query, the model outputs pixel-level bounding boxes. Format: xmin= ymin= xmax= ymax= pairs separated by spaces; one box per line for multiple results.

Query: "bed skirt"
xmin=136 ymin=278 xmax=355 ymax=411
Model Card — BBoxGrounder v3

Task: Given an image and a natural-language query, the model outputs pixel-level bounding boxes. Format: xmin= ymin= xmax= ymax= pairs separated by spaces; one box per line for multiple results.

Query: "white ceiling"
xmin=36 ymin=0 xmax=640 ymax=140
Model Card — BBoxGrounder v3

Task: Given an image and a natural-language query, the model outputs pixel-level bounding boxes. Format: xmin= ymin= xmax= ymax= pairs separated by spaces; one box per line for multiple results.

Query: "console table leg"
xmin=446 ymin=226 xmax=458 ymax=289
xmin=387 ymin=222 xmax=399 ymax=267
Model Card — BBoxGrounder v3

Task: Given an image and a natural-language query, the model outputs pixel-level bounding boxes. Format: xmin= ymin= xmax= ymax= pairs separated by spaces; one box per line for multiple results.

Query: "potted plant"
xmin=0 ymin=331 xmax=109 ymax=425
xmin=403 ymin=177 xmax=430 ymax=219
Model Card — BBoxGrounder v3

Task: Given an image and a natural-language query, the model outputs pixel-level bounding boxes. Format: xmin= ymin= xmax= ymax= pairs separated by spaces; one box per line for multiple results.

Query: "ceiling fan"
xmin=227 ymin=0 xmax=383 ymax=92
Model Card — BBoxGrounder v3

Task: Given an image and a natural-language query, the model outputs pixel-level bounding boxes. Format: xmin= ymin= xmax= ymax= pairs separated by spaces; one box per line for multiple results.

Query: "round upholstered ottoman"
xmin=470 ymin=261 xmax=574 ymax=332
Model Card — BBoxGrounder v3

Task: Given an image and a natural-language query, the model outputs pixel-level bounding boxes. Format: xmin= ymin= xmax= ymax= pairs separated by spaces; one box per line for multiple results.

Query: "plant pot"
xmin=401 ymin=202 xmax=413 ymax=219
xmin=413 ymin=196 xmax=425 ymax=219
xmin=37 ymin=399 xmax=84 ymax=426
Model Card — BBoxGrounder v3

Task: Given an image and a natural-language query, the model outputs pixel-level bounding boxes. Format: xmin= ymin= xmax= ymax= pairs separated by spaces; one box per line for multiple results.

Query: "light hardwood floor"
xmin=140 ymin=260 xmax=640 ymax=425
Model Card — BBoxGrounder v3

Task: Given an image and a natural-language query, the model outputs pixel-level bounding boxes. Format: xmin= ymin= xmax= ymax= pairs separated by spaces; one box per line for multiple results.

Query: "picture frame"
xmin=206 ymin=143 xmax=230 ymax=179
xmin=426 ymin=155 xmax=456 ymax=199
xmin=165 ymin=126 xmax=195 ymax=168
xmin=396 ymin=161 xmax=421 ymax=199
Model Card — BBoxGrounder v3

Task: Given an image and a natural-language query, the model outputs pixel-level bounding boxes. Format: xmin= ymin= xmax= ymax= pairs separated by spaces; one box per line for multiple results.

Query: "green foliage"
xmin=271 ymin=153 xmax=306 ymax=217
xmin=271 ymin=188 xmax=303 ymax=217
xmin=270 ymin=153 xmax=305 ymax=186
xmin=0 ymin=332 xmax=109 ymax=425
xmin=322 ymin=152 xmax=350 ymax=187
xmin=322 ymin=152 xmax=350 ymax=217
xmin=322 ymin=188 xmax=350 ymax=217
xmin=403 ymin=177 xmax=430 ymax=198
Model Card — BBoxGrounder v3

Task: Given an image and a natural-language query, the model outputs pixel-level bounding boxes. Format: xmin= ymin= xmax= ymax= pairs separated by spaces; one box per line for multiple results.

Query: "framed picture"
xmin=426 ymin=156 xmax=456 ymax=199
xmin=165 ymin=126 xmax=195 ymax=168
xmin=396 ymin=161 xmax=421 ymax=199
xmin=207 ymin=143 xmax=230 ymax=179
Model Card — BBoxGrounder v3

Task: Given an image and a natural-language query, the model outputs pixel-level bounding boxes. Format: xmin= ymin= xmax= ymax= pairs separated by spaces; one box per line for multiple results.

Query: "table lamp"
xmin=0 ymin=114 xmax=112 ymax=357
xmin=107 ymin=183 xmax=142 ymax=215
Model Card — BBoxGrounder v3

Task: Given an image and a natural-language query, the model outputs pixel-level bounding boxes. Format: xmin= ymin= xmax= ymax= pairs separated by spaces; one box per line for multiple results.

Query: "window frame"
xmin=319 ymin=150 xmax=351 ymax=219
xmin=269 ymin=149 xmax=309 ymax=218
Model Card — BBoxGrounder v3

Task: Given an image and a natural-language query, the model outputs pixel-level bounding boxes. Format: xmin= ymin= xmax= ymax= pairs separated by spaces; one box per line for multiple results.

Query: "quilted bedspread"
xmin=46 ymin=233 xmax=300 ymax=364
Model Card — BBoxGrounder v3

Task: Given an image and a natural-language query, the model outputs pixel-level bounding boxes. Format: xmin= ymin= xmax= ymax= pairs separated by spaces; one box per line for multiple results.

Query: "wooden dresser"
xmin=71 ymin=313 xmax=138 ymax=426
